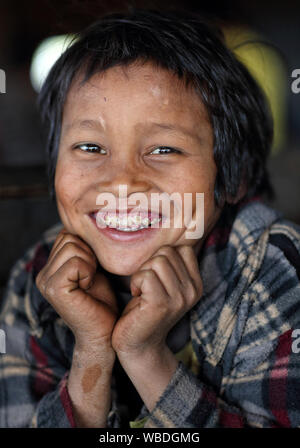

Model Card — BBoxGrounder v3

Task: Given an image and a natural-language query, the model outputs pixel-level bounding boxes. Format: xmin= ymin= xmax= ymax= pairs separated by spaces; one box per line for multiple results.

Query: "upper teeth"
xmin=96 ymin=213 xmax=161 ymax=231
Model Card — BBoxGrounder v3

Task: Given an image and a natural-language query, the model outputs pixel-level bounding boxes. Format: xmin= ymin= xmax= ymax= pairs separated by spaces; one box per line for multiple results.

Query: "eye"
xmin=74 ymin=143 xmax=107 ymax=154
xmin=150 ymin=146 xmax=181 ymax=155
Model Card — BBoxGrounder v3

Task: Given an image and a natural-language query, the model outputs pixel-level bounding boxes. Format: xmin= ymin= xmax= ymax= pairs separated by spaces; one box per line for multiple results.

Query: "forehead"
xmin=62 ymin=62 xmax=210 ymax=126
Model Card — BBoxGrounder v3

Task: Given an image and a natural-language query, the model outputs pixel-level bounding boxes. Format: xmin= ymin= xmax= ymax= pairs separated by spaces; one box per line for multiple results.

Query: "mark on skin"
xmin=150 ymin=85 xmax=161 ymax=97
xmin=149 ymin=85 xmax=169 ymax=106
xmin=81 ymin=364 xmax=102 ymax=393
xmin=98 ymin=115 xmax=106 ymax=130
xmin=103 ymin=97 xmax=107 ymax=102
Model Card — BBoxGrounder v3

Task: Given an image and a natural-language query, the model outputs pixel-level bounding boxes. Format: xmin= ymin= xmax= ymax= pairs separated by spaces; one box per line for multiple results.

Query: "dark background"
xmin=0 ymin=0 xmax=300 ymax=297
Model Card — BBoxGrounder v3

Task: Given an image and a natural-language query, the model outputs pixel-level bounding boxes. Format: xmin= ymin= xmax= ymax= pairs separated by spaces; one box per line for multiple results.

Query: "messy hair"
xmin=38 ymin=8 xmax=273 ymax=206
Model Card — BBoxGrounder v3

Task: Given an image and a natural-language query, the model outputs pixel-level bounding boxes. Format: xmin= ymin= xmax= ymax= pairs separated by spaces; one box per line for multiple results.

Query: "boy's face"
xmin=55 ymin=62 xmax=221 ymax=275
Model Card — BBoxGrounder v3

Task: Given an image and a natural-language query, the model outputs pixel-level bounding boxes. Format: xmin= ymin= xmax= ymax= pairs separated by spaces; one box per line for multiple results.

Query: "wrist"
xmin=117 ymin=344 xmax=179 ymax=413
xmin=117 ymin=342 xmax=171 ymax=365
xmin=68 ymin=356 xmax=113 ymax=428
xmin=73 ymin=340 xmax=116 ymax=373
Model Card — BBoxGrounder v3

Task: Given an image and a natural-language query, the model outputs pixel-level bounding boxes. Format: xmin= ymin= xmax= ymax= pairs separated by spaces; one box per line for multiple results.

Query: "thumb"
xmin=86 ymin=271 xmax=118 ymax=314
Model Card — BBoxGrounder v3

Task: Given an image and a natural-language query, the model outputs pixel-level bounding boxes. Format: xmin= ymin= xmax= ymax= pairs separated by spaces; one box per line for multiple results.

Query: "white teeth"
xmin=99 ymin=214 xmax=161 ymax=231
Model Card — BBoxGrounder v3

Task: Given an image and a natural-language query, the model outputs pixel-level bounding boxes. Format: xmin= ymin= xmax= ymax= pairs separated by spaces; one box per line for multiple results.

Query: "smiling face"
xmin=55 ymin=61 xmax=221 ymax=276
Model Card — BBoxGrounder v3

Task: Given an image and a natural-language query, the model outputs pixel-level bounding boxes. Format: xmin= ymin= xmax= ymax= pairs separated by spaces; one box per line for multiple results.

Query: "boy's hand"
xmin=111 ymin=245 xmax=203 ymax=360
xmin=36 ymin=228 xmax=118 ymax=352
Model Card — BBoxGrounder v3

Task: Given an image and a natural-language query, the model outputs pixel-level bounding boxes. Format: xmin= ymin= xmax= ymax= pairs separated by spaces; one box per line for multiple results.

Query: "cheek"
xmin=54 ymin=162 xmax=83 ymax=211
xmin=188 ymin=164 xmax=216 ymax=200
xmin=186 ymin=165 xmax=217 ymax=228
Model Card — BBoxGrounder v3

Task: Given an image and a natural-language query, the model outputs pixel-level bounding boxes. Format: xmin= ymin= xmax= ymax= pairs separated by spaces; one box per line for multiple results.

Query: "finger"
xmin=49 ymin=227 xmax=97 ymax=261
xmin=150 ymin=246 xmax=190 ymax=288
xmin=176 ymin=245 xmax=203 ymax=301
xmin=42 ymin=255 xmax=96 ymax=303
xmin=43 ymin=241 xmax=97 ymax=280
xmin=41 ymin=258 xmax=116 ymax=337
xmin=86 ymin=271 xmax=118 ymax=314
xmin=139 ymin=255 xmax=183 ymax=302
xmin=48 ymin=227 xmax=69 ymax=258
xmin=119 ymin=294 xmax=142 ymax=317
xmin=130 ymin=269 xmax=169 ymax=310
xmin=49 ymin=231 xmax=97 ymax=264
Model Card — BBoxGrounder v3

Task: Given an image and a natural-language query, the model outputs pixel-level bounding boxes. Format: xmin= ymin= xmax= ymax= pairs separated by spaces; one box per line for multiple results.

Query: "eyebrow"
xmin=64 ymin=119 xmax=101 ymax=131
xmin=136 ymin=122 xmax=203 ymax=143
xmin=64 ymin=119 xmax=204 ymax=143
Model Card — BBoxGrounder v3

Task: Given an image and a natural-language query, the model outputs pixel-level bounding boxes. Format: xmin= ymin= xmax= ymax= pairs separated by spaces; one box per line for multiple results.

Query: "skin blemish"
xmin=98 ymin=115 xmax=106 ymax=130
xmin=150 ymin=85 xmax=161 ymax=97
xmin=103 ymin=97 xmax=107 ymax=102
xmin=149 ymin=85 xmax=169 ymax=106
xmin=81 ymin=364 xmax=102 ymax=393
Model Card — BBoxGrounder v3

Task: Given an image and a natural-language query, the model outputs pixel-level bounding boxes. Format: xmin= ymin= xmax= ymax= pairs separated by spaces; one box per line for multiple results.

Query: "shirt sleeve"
xmin=138 ymin=229 xmax=300 ymax=428
xmin=0 ymin=238 xmax=118 ymax=428
xmin=0 ymin=240 xmax=74 ymax=427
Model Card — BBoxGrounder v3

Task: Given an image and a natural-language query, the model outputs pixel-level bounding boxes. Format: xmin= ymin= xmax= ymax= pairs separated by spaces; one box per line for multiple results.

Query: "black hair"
xmin=38 ymin=7 xmax=273 ymax=206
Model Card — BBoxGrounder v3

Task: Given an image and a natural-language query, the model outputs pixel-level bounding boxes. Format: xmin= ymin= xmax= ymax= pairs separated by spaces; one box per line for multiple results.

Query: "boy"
xmin=0 ymin=8 xmax=300 ymax=428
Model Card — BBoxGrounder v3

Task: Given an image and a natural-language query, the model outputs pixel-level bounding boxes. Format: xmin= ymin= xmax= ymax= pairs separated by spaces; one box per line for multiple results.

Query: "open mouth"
xmin=90 ymin=210 xmax=163 ymax=232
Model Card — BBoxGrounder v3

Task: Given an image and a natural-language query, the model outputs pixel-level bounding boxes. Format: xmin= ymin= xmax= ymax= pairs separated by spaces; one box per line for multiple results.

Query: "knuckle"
xmin=143 ymin=269 xmax=156 ymax=281
xmin=177 ymin=245 xmax=192 ymax=257
xmin=36 ymin=269 xmax=46 ymax=292
xmin=43 ymin=278 xmax=56 ymax=299
xmin=159 ymin=301 xmax=169 ymax=315
xmin=175 ymin=290 xmax=185 ymax=308
xmin=156 ymin=246 xmax=173 ymax=257
xmin=151 ymin=254 xmax=167 ymax=269
xmin=62 ymin=241 xmax=79 ymax=253
xmin=187 ymin=282 xmax=198 ymax=302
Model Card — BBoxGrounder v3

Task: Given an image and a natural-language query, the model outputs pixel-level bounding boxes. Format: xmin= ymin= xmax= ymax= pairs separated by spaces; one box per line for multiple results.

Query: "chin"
xmin=98 ymin=258 xmax=141 ymax=276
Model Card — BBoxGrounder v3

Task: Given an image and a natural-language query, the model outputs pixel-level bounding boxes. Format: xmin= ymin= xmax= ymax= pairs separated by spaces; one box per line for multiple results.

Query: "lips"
xmin=88 ymin=208 xmax=164 ymax=243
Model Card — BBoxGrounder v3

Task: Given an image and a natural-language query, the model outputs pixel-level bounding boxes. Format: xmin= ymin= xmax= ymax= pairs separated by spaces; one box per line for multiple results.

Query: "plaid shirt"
xmin=0 ymin=198 xmax=300 ymax=428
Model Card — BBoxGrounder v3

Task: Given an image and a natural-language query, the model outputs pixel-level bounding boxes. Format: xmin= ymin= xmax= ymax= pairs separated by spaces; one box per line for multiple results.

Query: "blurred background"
xmin=0 ymin=0 xmax=299 ymax=297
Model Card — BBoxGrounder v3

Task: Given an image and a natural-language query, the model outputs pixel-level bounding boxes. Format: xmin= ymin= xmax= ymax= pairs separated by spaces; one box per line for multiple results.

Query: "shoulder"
xmin=23 ymin=222 xmax=64 ymax=281
xmin=228 ymin=199 xmax=300 ymax=289
xmin=268 ymin=218 xmax=300 ymax=280
xmin=254 ymin=215 xmax=300 ymax=304
xmin=198 ymin=200 xmax=300 ymax=370
xmin=229 ymin=214 xmax=300 ymax=372
xmin=0 ymin=221 xmax=74 ymax=371
xmin=234 ymin=201 xmax=300 ymax=332
xmin=2 ymin=222 xmax=62 ymax=299
xmin=251 ymin=216 xmax=300 ymax=329
xmin=0 ymin=222 xmax=63 ymax=333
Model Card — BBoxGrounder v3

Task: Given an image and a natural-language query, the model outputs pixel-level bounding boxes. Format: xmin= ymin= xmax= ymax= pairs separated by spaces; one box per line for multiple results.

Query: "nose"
xmin=95 ymin=153 xmax=152 ymax=199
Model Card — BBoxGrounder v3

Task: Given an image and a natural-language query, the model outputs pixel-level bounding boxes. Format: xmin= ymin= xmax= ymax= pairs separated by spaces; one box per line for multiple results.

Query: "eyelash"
xmin=74 ymin=143 xmax=106 ymax=154
xmin=74 ymin=143 xmax=181 ymax=155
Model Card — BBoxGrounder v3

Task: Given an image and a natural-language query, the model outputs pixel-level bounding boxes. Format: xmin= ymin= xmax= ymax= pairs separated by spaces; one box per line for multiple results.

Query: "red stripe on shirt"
xmin=269 ymin=329 xmax=292 ymax=427
xmin=26 ymin=243 xmax=49 ymax=275
xmin=25 ymin=259 xmax=33 ymax=273
xmin=30 ymin=336 xmax=55 ymax=397
xmin=59 ymin=373 xmax=76 ymax=428
xmin=219 ymin=410 xmax=244 ymax=427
